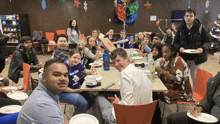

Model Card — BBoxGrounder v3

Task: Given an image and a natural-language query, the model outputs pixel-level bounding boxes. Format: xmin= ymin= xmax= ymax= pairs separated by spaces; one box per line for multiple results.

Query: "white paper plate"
xmin=100 ymin=58 xmax=103 ymax=61
xmin=95 ymin=75 xmax=102 ymax=81
xmin=131 ymin=51 xmax=139 ymax=54
xmin=0 ymin=105 xmax=22 ymax=114
xmin=69 ymin=113 xmax=99 ymax=124
xmin=89 ymin=62 xmax=102 ymax=67
xmin=7 ymin=91 xmax=28 ymax=100
xmin=144 ymin=70 xmax=150 ymax=75
xmin=183 ymin=49 xmax=199 ymax=54
xmin=131 ymin=56 xmax=143 ymax=60
xmin=187 ymin=112 xmax=218 ymax=123
xmin=2 ymin=86 xmax=18 ymax=91
xmin=0 ymin=77 xmax=3 ymax=80
xmin=39 ymin=68 xmax=44 ymax=73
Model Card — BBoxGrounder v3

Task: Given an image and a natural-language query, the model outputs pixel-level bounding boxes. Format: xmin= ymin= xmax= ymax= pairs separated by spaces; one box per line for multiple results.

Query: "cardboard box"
xmin=99 ymin=33 xmax=116 ymax=52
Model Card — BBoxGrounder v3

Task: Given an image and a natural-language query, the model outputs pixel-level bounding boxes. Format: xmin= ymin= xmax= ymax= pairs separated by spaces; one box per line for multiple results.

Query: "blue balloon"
xmin=125 ymin=12 xmax=137 ymax=23
xmin=42 ymin=0 xmax=46 ymax=10
xmin=117 ymin=0 xmax=123 ymax=5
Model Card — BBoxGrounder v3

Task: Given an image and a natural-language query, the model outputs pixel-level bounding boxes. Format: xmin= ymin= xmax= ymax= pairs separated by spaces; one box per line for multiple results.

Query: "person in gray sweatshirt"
xmin=67 ymin=19 xmax=81 ymax=49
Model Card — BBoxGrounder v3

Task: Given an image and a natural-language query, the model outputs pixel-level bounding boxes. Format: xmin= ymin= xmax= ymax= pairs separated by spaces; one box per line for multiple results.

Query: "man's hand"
xmin=189 ymin=105 xmax=203 ymax=117
xmin=156 ymin=18 xmax=160 ymax=27
xmin=197 ymin=48 xmax=203 ymax=54
xmin=0 ymin=89 xmax=13 ymax=95
xmin=112 ymin=94 xmax=121 ymax=104
xmin=0 ymin=73 xmax=3 ymax=77
xmin=179 ymin=47 xmax=185 ymax=53
xmin=34 ymin=64 xmax=42 ymax=70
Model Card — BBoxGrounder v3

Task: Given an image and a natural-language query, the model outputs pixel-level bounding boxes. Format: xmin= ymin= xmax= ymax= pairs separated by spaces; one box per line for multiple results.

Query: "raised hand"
xmin=156 ymin=18 xmax=161 ymax=27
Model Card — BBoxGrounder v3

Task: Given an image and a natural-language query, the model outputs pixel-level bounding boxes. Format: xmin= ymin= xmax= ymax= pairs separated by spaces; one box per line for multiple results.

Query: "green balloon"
xmin=59 ymin=0 xmax=66 ymax=3
xmin=127 ymin=1 xmax=139 ymax=16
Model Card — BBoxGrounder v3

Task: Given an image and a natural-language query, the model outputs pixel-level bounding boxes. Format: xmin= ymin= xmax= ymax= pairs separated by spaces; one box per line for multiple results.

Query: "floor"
xmin=2 ymin=52 xmax=220 ymax=124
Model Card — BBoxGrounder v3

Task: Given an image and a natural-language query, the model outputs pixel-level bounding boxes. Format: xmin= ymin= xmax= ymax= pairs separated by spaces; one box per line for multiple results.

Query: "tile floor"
xmin=2 ymin=52 xmax=220 ymax=124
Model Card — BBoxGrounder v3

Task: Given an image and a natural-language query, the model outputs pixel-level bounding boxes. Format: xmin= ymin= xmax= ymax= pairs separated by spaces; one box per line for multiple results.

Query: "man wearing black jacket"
xmin=173 ymin=8 xmax=211 ymax=91
xmin=167 ymin=72 xmax=220 ymax=124
xmin=8 ymin=36 xmax=42 ymax=85
xmin=0 ymin=32 xmax=12 ymax=72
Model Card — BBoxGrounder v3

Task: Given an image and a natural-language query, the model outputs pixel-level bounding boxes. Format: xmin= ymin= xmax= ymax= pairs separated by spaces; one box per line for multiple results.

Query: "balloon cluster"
xmin=115 ymin=0 xmax=139 ymax=23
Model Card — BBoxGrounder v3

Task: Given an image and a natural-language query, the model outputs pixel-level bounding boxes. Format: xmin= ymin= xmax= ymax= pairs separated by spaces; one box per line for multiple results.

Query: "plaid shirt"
xmin=53 ymin=48 xmax=69 ymax=62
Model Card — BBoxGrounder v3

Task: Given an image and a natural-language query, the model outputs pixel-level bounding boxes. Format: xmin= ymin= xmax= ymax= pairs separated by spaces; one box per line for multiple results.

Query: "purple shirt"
xmin=64 ymin=61 xmax=85 ymax=89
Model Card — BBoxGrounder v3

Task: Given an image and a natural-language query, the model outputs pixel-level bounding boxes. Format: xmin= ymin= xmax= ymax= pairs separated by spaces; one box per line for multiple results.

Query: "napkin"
xmin=85 ymin=75 xmax=97 ymax=86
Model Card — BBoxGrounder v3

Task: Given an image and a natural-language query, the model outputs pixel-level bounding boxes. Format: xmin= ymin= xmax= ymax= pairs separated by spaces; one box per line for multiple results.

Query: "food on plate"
xmin=6 ymin=109 xmax=11 ymax=112
xmin=190 ymin=50 xmax=198 ymax=53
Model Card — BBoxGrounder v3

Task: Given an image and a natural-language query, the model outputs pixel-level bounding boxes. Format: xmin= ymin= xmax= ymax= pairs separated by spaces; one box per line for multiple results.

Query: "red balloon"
xmin=116 ymin=4 xmax=126 ymax=22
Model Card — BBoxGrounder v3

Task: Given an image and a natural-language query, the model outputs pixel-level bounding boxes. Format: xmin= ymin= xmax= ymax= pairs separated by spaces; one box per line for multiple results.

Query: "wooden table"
xmin=81 ymin=49 xmax=168 ymax=92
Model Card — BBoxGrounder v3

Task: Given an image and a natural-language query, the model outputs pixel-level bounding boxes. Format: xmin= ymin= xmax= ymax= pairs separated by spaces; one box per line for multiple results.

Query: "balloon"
xmin=59 ymin=0 xmax=66 ymax=3
xmin=126 ymin=1 xmax=139 ymax=16
xmin=125 ymin=12 xmax=137 ymax=23
xmin=116 ymin=4 xmax=126 ymax=22
xmin=42 ymin=0 xmax=46 ymax=10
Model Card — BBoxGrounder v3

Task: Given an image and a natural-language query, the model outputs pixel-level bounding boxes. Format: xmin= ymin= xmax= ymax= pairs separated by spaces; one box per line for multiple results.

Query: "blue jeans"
xmin=58 ymin=89 xmax=94 ymax=116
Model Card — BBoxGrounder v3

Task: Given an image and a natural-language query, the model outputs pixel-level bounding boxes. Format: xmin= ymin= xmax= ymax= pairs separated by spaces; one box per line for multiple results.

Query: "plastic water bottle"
xmin=149 ymin=65 xmax=155 ymax=83
xmin=103 ymin=50 xmax=110 ymax=71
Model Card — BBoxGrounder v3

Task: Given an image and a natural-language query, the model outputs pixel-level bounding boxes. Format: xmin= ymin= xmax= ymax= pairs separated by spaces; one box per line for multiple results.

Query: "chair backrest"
xmin=45 ymin=32 xmax=55 ymax=41
xmin=193 ymin=68 xmax=213 ymax=104
xmin=113 ymin=100 xmax=157 ymax=124
xmin=56 ymin=29 xmax=66 ymax=36
xmin=21 ymin=63 xmax=30 ymax=92
xmin=80 ymin=33 xmax=85 ymax=39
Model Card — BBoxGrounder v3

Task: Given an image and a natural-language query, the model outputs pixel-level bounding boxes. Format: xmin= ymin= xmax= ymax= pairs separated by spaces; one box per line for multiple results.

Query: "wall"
xmin=170 ymin=0 xmax=220 ymax=30
xmin=1 ymin=0 xmax=219 ymax=36
xmin=15 ymin=0 xmax=173 ymax=35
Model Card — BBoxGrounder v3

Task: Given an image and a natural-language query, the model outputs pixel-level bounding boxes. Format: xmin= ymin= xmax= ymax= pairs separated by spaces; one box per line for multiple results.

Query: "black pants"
xmin=151 ymin=92 xmax=162 ymax=124
xmin=0 ymin=93 xmax=21 ymax=108
xmin=0 ymin=58 xmax=5 ymax=73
